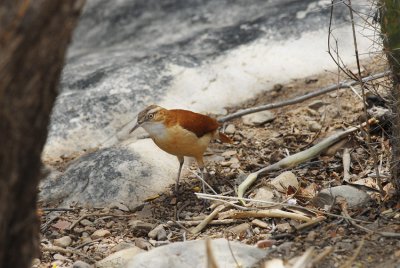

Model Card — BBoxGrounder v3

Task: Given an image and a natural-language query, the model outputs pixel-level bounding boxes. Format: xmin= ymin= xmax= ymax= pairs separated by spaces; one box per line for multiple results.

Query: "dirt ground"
xmin=38 ymin=57 xmax=400 ymax=268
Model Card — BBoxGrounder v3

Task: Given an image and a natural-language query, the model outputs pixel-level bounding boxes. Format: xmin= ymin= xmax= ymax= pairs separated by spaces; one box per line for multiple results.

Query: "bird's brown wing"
xmin=169 ymin=109 xmax=219 ymax=138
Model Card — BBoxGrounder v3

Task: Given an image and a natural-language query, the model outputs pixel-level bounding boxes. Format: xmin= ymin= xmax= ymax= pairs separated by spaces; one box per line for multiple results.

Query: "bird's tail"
xmin=218 ymin=132 xmax=233 ymax=143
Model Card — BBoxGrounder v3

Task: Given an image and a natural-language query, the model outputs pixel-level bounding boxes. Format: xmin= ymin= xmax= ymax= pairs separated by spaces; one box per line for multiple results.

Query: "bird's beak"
xmin=129 ymin=122 xmax=141 ymax=134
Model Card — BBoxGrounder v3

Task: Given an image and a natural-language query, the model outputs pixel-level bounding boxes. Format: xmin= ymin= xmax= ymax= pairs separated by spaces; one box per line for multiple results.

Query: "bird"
xmin=130 ymin=104 xmax=232 ymax=193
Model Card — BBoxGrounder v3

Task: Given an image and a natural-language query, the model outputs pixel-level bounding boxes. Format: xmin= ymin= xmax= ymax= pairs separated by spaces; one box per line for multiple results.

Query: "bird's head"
xmin=130 ymin=104 xmax=166 ymax=133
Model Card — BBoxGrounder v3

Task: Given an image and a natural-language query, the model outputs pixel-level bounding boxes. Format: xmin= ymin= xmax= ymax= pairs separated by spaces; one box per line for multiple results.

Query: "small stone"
xmin=53 ymin=253 xmax=67 ymax=261
xmin=308 ymin=121 xmax=322 ymax=132
xmin=72 ymin=260 xmax=91 ymax=268
xmin=228 ymin=223 xmax=251 ymax=237
xmin=221 ymin=157 xmax=239 ymax=167
xmin=91 ymin=229 xmax=111 ymax=239
xmin=308 ymin=100 xmax=326 ymax=110
xmin=329 ymin=92 xmax=337 ymax=98
xmin=230 ymin=163 xmax=240 ymax=169
xmin=53 ymin=236 xmax=72 ymax=248
xmin=110 ymin=202 xmax=130 ymax=212
xmin=148 ymin=224 xmax=166 ymax=240
xmin=135 ymin=237 xmax=152 ymax=250
xmin=111 ymin=242 xmax=135 ymax=253
xmin=270 ymin=171 xmax=299 ymax=192
xmin=275 ymin=223 xmax=291 ymax=232
xmin=273 ymin=84 xmax=283 ymax=91
xmin=242 ymin=111 xmax=276 ymax=126
xmin=225 ymin=124 xmax=236 ymax=134
xmin=157 ymin=228 xmax=167 ymax=241
xmin=80 ymin=219 xmax=94 ymax=226
xmin=221 ymin=150 xmax=237 ymax=158
xmin=305 ymin=77 xmax=318 ymax=84
xmin=251 ymin=219 xmax=269 ymax=229
xmin=252 ymin=187 xmax=275 ymax=207
xmin=129 ymin=220 xmax=154 ymax=236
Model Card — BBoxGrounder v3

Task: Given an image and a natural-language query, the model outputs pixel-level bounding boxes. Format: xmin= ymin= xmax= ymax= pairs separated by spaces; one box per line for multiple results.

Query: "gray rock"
xmin=135 ymin=238 xmax=152 ymax=250
xmin=242 ymin=111 xmax=276 ymax=126
xmin=225 ymin=124 xmax=236 ymax=134
xmin=312 ymin=185 xmax=371 ymax=208
xmin=308 ymin=121 xmax=322 ymax=132
xmin=270 ymin=171 xmax=299 ymax=192
xmin=80 ymin=219 xmax=93 ymax=226
xmin=96 ymin=247 xmax=144 ymax=268
xmin=53 ymin=236 xmax=72 ymax=248
xmin=72 ymin=260 xmax=92 ymax=268
xmin=127 ymin=238 xmax=265 ymax=268
xmin=147 ymin=224 xmax=166 ymax=240
xmin=91 ymin=229 xmax=111 ymax=239
xmin=39 ymin=144 xmax=176 ymax=207
xmin=252 ymin=187 xmax=275 ymax=207
xmin=129 ymin=220 xmax=154 ymax=236
xmin=111 ymin=242 xmax=135 ymax=253
xmin=308 ymin=100 xmax=327 ymax=110
xmin=53 ymin=254 xmax=68 ymax=261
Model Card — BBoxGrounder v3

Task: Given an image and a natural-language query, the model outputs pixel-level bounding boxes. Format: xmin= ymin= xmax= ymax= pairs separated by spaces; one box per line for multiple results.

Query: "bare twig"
xmin=342 ymin=148 xmax=351 ymax=182
xmin=218 ymin=71 xmax=389 ymax=123
xmin=172 ymin=219 xmax=244 ymax=227
xmin=219 ymin=209 xmax=311 ymax=222
xmin=311 ymin=246 xmax=334 ymax=266
xmin=68 ymin=213 xmax=135 ymax=231
xmin=206 ymin=238 xmax=219 ymax=268
xmin=294 ymin=216 xmax=327 ymax=231
xmin=191 ymin=205 xmax=225 ymax=234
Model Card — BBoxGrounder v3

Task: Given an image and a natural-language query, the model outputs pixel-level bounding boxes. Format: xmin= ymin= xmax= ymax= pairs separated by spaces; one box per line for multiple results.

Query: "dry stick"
xmin=348 ymin=0 xmax=384 ymax=195
xmin=218 ymin=71 xmax=389 ymax=123
xmin=294 ymin=216 xmax=327 ymax=231
xmin=175 ymin=219 xmax=243 ymax=227
xmin=191 ymin=205 xmax=225 ymax=234
xmin=237 ymin=119 xmax=377 ymax=203
xmin=342 ymin=148 xmax=351 ymax=182
xmin=42 ymin=246 xmax=95 ymax=263
xmin=222 ymin=209 xmax=311 ymax=222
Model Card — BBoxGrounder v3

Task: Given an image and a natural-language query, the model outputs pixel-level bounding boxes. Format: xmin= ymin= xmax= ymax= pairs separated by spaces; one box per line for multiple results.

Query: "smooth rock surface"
xmin=242 ymin=111 xmax=276 ymax=126
xmin=127 ymin=238 xmax=266 ymax=268
xmin=312 ymin=185 xmax=371 ymax=208
xmin=96 ymin=247 xmax=144 ymax=268
xmin=270 ymin=171 xmax=299 ymax=192
xmin=53 ymin=236 xmax=72 ymax=248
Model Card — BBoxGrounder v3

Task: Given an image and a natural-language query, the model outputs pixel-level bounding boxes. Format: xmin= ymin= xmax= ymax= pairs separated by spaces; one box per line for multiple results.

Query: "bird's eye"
xmin=148 ymin=113 xmax=154 ymax=119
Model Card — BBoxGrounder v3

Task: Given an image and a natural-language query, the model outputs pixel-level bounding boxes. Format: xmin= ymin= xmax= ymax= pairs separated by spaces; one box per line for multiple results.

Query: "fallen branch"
xmin=237 ymin=119 xmax=377 ymax=203
xmin=220 ymin=209 xmax=311 ymax=222
xmin=173 ymin=219 xmax=244 ymax=226
xmin=218 ymin=71 xmax=390 ymax=123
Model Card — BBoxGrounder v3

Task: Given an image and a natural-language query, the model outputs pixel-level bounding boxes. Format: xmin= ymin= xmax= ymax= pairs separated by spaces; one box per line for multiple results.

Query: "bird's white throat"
xmin=141 ymin=122 xmax=167 ymax=140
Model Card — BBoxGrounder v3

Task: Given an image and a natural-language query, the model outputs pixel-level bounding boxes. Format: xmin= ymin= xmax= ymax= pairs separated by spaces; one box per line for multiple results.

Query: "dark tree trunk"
xmin=380 ymin=0 xmax=400 ymax=195
xmin=0 ymin=1 xmax=84 ymax=267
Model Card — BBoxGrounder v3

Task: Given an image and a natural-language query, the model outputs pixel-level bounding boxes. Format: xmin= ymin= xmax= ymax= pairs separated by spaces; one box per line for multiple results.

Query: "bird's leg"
xmin=196 ymin=156 xmax=209 ymax=194
xmin=175 ymin=156 xmax=184 ymax=194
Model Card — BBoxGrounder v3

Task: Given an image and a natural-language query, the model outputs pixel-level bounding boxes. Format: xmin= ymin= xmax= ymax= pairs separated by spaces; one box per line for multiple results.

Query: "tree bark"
xmin=0 ymin=1 xmax=84 ymax=267
xmin=380 ymin=0 xmax=400 ymax=195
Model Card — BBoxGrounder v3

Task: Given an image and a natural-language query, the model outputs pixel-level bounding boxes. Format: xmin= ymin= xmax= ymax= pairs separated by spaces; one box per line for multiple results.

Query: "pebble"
xmin=224 ymin=124 xmax=236 ymax=134
xmin=72 ymin=260 xmax=92 ymax=268
xmin=91 ymin=229 xmax=111 ymax=239
xmin=80 ymin=219 xmax=94 ymax=226
xmin=110 ymin=202 xmax=130 ymax=212
xmin=148 ymin=224 xmax=166 ymax=240
xmin=228 ymin=223 xmax=251 ymax=237
xmin=53 ymin=253 xmax=67 ymax=261
xmin=221 ymin=150 xmax=237 ymax=158
xmin=135 ymin=237 xmax=152 ymax=250
xmin=221 ymin=157 xmax=239 ymax=167
xmin=230 ymin=163 xmax=240 ymax=169
xmin=253 ymin=187 xmax=275 ymax=206
xmin=242 ymin=111 xmax=276 ymax=126
xmin=129 ymin=220 xmax=154 ymax=236
xmin=53 ymin=236 xmax=72 ymax=248
xmin=308 ymin=121 xmax=322 ymax=132
xmin=111 ymin=242 xmax=135 ymax=253
xmin=31 ymin=258 xmax=41 ymax=267
xmin=308 ymin=100 xmax=326 ymax=110
xmin=270 ymin=171 xmax=299 ymax=192
xmin=275 ymin=223 xmax=291 ymax=232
